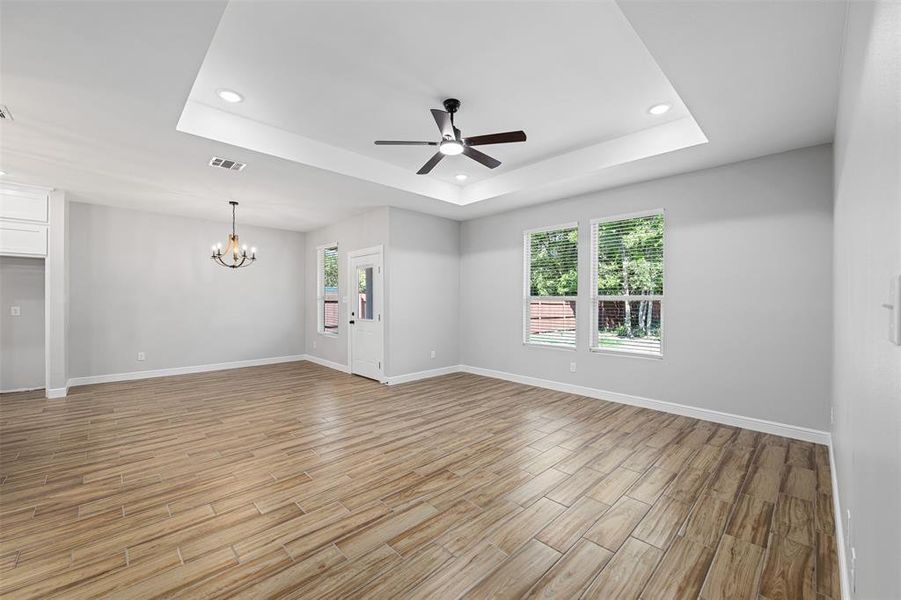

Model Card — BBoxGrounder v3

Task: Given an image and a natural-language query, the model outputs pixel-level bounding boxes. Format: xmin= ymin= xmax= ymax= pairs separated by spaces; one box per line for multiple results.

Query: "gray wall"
xmin=0 ymin=256 xmax=44 ymax=391
xmin=832 ymin=1 xmax=900 ymax=596
xmin=304 ymin=207 xmax=389 ymax=368
xmin=303 ymin=206 xmax=460 ymax=378
xmin=68 ymin=202 xmax=305 ymax=378
xmin=460 ymin=145 xmax=833 ymax=430
xmin=387 ymin=208 xmax=460 ymax=376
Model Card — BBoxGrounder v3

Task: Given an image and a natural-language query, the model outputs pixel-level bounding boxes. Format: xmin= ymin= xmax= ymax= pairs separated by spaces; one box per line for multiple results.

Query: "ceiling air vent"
xmin=209 ymin=156 xmax=246 ymax=172
xmin=0 ymin=105 xmax=13 ymax=121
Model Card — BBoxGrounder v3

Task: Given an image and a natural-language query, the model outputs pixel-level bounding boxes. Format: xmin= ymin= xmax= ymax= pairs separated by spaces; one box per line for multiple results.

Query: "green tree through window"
xmin=529 ymin=228 xmax=579 ymax=296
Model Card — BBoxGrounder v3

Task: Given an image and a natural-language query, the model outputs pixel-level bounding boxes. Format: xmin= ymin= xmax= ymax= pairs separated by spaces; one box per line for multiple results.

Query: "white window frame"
xmin=523 ymin=222 xmax=579 ymax=350
xmin=589 ymin=209 xmax=665 ymax=359
xmin=317 ymin=242 xmax=339 ymax=337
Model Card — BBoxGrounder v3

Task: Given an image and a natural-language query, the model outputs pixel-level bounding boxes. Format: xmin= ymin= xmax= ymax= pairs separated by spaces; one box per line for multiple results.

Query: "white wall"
xmin=0 ymin=256 xmax=44 ymax=391
xmin=304 ymin=207 xmax=389 ymax=368
xmin=68 ymin=202 xmax=305 ymax=378
xmin=832 ymin=1 xmax=901 ymax=597
xmin=460 ymin=145 xmax=833 ymax=431
xmin=387 ymin=208 xmax=460 ymax=377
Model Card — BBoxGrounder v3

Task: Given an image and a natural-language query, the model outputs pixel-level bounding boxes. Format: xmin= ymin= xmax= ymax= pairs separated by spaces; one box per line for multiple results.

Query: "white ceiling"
xmin=0 ymin=1 xmax=847 ymax=231
xmin=180 ymin=1 xmax=703 ymax=200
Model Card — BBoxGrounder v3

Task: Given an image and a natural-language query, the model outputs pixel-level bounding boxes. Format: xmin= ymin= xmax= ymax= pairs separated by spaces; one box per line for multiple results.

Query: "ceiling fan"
xmin=374 ymin=98 xmax=527 ymax=175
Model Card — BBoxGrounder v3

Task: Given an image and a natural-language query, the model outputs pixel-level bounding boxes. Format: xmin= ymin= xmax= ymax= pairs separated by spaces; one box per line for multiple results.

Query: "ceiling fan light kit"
xmin=374 ymin=98 xmax=527 ymax=175
xmin=439 ymin=140 xmax=464 ymax=155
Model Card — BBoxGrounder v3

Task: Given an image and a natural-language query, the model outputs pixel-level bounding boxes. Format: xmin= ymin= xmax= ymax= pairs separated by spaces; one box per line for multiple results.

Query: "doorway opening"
xmin=0 ymin=256 xmax=45 ymax=393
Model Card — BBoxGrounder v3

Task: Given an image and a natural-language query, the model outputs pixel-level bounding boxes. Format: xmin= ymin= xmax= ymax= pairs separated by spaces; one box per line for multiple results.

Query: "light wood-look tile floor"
xmin=0 ymin=362 xmax=839 ymax=599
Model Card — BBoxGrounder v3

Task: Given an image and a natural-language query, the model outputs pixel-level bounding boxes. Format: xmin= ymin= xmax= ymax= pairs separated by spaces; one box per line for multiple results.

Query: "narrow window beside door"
xmin=523 ymin=224 xmax=579 ymax=348
xmin=591 ymin=211 xmax=664 ymax=356
xmin=317 ymin=244 xmax=339 ymax=335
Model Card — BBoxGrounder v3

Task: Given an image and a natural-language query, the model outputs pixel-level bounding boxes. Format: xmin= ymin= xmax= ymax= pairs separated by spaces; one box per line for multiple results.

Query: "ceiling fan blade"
xmin=374 ymin=140 xmax=437 ymax=145
xmin=464 ymin=130 xmax=527 ymax=146
xmin=431 ymin=109 xmax=454 ymax=139
xmin=416 ymin=152 xmax=445 ymax=175
xmin=463 ymin=146 xmax=501 ymax=169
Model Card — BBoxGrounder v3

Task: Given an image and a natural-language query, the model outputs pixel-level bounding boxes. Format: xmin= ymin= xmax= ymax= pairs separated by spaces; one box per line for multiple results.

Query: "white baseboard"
xmin=46 ymin=386 xmax=68 ymax=399
xmin=0 ymin=385 xmax=43 ymax=394
xmin=459 ymin=365 xmax=831 ymax=445
xmin=385 ymin=365 xmax=463 ymax=385
xmin=301 ymin=354 xmax=350 ymax=373
xmin=67 ymin=355 xmax=306 ymax=388
xmin=828 ymin=439 xmax=850 ymax=599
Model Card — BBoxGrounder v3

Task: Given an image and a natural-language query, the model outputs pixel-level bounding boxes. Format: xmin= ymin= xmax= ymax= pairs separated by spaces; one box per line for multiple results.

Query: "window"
xmin=591 ymin=211 xmax=664 ymax=356
xmin=356 ymin=266 xmax=374 ymax=321
xmin=524 ymin=224 xmax=578 ymax=348
xmin=317 ymin=244 xmax=339 ymax=335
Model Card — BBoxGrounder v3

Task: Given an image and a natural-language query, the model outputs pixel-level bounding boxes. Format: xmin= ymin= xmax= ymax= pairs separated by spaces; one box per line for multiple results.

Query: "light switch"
xmin=10 ymin=306 xmax=20 ymax=316
xmin=884 ymin=274 xmax=901 ymax=346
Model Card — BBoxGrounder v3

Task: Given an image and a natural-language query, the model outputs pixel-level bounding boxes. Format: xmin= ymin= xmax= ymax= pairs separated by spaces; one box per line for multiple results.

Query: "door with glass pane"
xmin=348 ymin=247 xmax=383 ymax=381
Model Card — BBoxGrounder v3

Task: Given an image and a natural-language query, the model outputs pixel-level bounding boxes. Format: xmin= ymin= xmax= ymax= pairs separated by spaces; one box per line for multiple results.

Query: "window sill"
xmin=318 ymin=331 xmax=339 ymax=338
xmin=589 ymin=347 xmax=664 ymax=360
xmin=523 ymin=342 xmax=577 ymax=352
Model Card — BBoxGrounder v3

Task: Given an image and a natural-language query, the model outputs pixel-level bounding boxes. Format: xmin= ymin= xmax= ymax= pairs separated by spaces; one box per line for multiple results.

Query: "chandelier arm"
xmin=214 ymin=253 xmax=235 ymax=269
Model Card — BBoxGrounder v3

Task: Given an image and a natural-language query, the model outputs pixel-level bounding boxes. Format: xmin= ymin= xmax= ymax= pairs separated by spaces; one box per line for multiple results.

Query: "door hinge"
xmin=378 ymin=313 xmax=381 ymax=321
xmin=378 ymin=361 xmax=381 ymax=369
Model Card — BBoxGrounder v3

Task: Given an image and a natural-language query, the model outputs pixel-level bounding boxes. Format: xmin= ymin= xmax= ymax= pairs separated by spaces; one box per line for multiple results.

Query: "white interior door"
xmin=348 ymin=247 xmax=383 ymax=381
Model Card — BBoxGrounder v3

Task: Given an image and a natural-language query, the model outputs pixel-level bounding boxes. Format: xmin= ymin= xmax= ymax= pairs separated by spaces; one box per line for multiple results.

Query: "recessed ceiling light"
xmin=648 ymin=103 xmax=671 ymax=116
xmin=217 ymin=89 xmax=243 ymax=103
xmin=455 ymin=174 xmax=468 ymax=181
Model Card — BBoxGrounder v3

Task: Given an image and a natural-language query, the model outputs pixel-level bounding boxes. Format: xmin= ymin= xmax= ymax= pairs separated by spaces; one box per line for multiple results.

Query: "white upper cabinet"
xmin=0 ymin=184 xmax=52 ymax=256
xmin=0 ymin=186 xmax=50 ymax=223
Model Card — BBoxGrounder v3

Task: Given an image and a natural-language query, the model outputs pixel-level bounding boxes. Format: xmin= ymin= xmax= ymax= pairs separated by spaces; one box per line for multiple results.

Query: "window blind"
xmin=592 ymin=213 xmax=664 ymax=356
xmin=524 ymin=225 xmax=578 ymax=347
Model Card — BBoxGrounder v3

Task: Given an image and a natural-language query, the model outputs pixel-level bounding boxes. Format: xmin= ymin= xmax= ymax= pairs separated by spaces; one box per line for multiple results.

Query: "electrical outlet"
xmin=569 ymin=362 xmax=577 ymax=373
xmin=137 ymin=352 xmax=145 ymax=361
xmin=430 ymin=350 xmax=436 ymax=359
xmin=313 ymin=340 xmax=317 ymax=349
xmin=830 ymin=406 xmax=834 ymax=425
xmin=10 ymin=306 xmax=20 ymax=316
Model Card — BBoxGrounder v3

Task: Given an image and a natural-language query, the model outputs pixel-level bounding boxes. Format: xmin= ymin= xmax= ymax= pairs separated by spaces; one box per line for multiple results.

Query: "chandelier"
xmin=211 ymin=201 xmax=256 ymax=269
